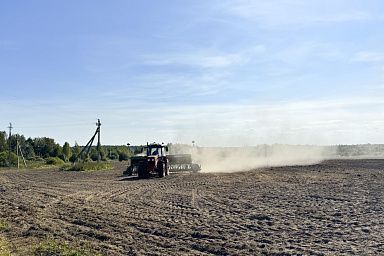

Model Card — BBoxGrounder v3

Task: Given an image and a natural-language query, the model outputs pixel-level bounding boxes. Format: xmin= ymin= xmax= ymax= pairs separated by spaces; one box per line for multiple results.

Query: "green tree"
xmin=118 ymin=151 xmax=129 ymax=161
xmin=8 ymin=134 xmax=17 ymax=153
xmin=108 ymin=147 xmax=119 ymax=160
xmin=62 ymin=142 xmax=71 ymax=162
xmin=88 ymin=146 xmax=107 ymax=161
xmin=100 ymin=146 xmax=107 ymax=161
xmin=117 ymin=146 xmax=132 ymax=161
xmin=32 ymin=137 xmax=57 ymax=157
xmin=52 ymin=144 xmax=63 ymax=158
xmin=0 ymin=151 xmax=17 ymax=167
xmin=23 ymin=137 xmax=36 ymax=159
xmin=0 ymin=131 xmax=7 ymax=152
xmin=70 ymin=142 xmax=80 ymax=162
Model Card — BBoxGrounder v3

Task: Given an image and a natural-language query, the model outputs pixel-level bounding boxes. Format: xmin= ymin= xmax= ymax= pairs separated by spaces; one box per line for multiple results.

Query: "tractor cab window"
xmin=150 ymin=147 xmax=161 ymax=156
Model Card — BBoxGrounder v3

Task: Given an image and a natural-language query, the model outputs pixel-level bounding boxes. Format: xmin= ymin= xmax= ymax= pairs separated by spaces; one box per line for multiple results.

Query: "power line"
xmin=15 ymin=122 xmax=95 ymax=129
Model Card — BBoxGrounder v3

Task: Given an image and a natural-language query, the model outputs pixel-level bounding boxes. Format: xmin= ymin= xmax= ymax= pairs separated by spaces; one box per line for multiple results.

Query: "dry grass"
xmin=61 ymin=162 xmax=113 ymax=172
xmin=34 ymin=239 xmax=96 ymax=256
xmin=0 ymin=237 xmax=11 ymax=256
xmin=0 ymin=220 xmax=8 ymax=232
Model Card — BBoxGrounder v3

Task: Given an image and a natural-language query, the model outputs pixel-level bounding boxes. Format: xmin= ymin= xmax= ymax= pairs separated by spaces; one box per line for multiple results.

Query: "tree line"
xmin=0 ymin=131 xmax=133 ymax=167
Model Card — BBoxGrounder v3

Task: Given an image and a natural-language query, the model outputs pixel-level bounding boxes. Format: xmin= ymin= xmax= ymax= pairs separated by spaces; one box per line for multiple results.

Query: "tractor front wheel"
xmin=138 ymin=163 xmax=149 ymax=179
xmin=124 ymin=166 xmax=133 ymax=176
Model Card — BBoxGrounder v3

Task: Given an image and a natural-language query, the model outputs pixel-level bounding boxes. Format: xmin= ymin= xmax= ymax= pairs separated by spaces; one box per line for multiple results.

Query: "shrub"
xmin=26 ymin=161 xmax=50 ymax=169
xmin=0 ymin=152 xmax=18 ymax=167
xmin=118 ymin=151 xmax=129 ymax=161
xmin=61 ymin=162 xmax=112 ymax=172
xmin=109 ymin=151 xmax=119 ymax=160
xmin=45 ymin=157 xmax=65 ymax=166
xmin=28 ymin=156 xmax=45 ymax=162
xmin=69 ymin=154 xmax=77 ymax=163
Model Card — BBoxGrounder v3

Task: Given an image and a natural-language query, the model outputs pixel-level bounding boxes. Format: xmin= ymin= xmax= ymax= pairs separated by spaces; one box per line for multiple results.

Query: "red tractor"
xmin=125 ymin=143 xmax=170 ymax=179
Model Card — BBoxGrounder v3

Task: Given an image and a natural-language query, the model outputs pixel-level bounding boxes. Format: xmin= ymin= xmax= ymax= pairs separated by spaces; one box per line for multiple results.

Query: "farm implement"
xmin=124 ymin=143 xmax=201 ymax=179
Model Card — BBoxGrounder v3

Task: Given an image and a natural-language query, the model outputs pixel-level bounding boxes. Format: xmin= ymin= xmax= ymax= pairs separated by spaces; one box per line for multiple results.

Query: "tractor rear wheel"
xmin=165 ymin=163 xmax=170 ymax=176
xmin=158 ymin=163 xmax=166 ymax=178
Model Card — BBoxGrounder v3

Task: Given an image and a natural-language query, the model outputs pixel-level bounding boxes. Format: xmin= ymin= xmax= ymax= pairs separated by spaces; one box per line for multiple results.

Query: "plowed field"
xmin=0 ymin=159 xmax=383 ymax=255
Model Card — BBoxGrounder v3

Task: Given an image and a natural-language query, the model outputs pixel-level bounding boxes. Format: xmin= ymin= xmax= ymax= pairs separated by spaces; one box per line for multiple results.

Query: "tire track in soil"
xmin=1 ymin=160 xmax=384 ymax=255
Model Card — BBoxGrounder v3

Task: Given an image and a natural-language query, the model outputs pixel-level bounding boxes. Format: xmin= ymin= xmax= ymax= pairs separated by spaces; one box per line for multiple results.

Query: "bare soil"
xmin=0 ymin=159 xmax=383 ymax=255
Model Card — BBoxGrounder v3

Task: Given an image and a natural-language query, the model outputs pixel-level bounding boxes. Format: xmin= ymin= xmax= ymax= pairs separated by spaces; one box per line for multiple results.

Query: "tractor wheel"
xmin=124 ymin=166 xmax=133 ymax=176
xmin=165 ymin=163 xmax=170 ymax=176
xmin=138 ymin=163 xmax=149 ymax=179
xmin=138 ymin=168 xmax=144 ymax=179
xmin=191 ymin=163 xmax=201 ymax=173
xmin=158 ymin=163 xmax=166 ymax=178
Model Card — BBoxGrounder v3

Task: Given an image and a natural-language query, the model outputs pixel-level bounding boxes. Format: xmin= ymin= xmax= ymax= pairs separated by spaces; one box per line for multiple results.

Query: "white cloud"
xmin=144 ymin=53 xmax=241 ymax=68
xmin=131 ymin=45 xmax=267 ymax=99
xmin=142 ymin=45 xmax=266 ymax=69
xmin=353 ymin=51 xmax=384 ymax=62
xmin=218 ymin=0 xmax=380 ymax=28
xmin=98 ymin=71 xmax=231 ymax=101
xmin=274 ymin=41 xmax=343 ymax=63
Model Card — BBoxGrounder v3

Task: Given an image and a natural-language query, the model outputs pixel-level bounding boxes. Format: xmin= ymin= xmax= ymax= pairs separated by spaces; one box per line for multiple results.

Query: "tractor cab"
xmin=146 ymin=143 xmax=167 ymax=157
xmin=145 ymin=144 xmax=167 ymax=173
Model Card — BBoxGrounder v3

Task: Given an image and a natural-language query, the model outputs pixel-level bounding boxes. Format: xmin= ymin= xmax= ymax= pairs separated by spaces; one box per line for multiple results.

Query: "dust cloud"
xmin=169 ymin=144 xmax=336 ymax=173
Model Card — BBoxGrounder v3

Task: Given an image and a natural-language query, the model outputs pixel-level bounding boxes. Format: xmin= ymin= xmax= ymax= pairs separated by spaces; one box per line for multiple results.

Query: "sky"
xmin=1 ymin=0 xmax=384 ymax=146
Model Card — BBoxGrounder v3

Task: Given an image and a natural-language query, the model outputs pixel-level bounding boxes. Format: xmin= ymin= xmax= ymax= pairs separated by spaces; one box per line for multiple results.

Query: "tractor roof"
xmin=146 ymin=143 xmax=165 ymax=148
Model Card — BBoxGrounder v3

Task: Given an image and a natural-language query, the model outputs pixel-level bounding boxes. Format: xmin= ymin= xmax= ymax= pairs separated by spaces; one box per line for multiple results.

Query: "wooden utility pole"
xmin=14 ymin=134 xmax=27 ymax=169
xmin=18 ymin=143 xmax=27 ymax=168
xmin=96 ymin=119 xmax=101 ymax=163
xmin=16 ymin=136 xmax=19 ymax=169
xmin=7 ymin=122 xmax=12 ymax=167
xmin=73 ymin=119 xmax=102 ymax=163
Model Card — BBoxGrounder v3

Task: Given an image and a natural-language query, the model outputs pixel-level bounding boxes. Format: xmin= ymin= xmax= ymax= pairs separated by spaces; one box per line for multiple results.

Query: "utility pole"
xmin=16 ymin=135 xmax=19 ymax=169
xmin=18 ymin=143 xmax=27 ymax=168
xmin=97 ymin=119 xmax=101 ymax=163
xmin=73 ymin=119 xmax=102 ymax=163
xmin=7 ymin=123 xmax=12 ymax=167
